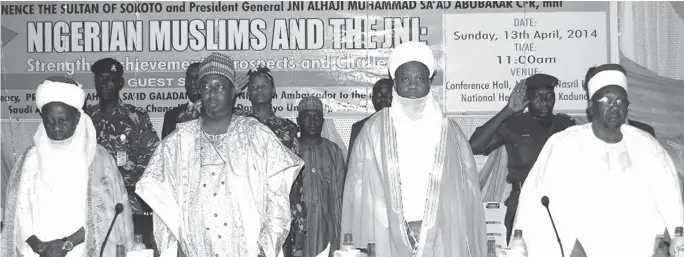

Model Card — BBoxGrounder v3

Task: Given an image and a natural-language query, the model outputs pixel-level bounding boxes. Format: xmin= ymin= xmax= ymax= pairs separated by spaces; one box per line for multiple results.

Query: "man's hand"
xmin=40 ymin=239 xmax=68 ymax=257
xmin=27 ymin=236 xmax=47 ymax=255
xmin=507 ymin=79 xmax=529 ymax=113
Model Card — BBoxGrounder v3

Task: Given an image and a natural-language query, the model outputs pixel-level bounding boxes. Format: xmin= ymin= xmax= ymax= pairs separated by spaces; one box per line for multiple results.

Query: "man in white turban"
xmin=136 ymin=53 xmax=304 ymax=257
xmin=340 ymin=41 xmax=488 ymax=257
xmin=512 ymin=64 xmax=684 ymax=257
xmin=2 ymin=76 xmax=134 ymax=257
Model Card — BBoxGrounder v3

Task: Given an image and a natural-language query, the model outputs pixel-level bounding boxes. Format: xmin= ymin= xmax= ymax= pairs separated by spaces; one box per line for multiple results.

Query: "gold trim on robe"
xmin=341 ymin=109 xmax=488 ymax=257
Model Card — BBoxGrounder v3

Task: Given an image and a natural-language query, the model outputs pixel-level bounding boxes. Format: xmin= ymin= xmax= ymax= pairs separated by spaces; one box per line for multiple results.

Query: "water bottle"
xmin=509 ymin=229 xmax=528 ymax=257
xmin=341 ymin=233 xmax=354 ymax=251
xmin=367 ymin=242 xmax=376 ymax=257
xmin=116 ymin=244 xmax=126 ymax=257
xmin=132 ymin=234 xmax=147 ymax=251
xmin=333 ymin=233 xmax=361 ymax=257
xmin=487 ymin=238 xmax=498 ymax=257
xmin=670 ymin=227 xmax=684 ymax=257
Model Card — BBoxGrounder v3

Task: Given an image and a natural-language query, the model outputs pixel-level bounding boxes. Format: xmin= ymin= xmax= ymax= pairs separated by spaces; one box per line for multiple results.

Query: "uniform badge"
xmin=111 ymin=64 xmax=117 ymax=72
xmin=116 ymin=150 xmax=127 ymax=166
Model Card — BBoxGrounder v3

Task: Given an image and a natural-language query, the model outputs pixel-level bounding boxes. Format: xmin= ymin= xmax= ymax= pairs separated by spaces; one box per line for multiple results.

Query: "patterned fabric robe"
xmin=1 ymin=145 xmax=135 ymax=257
xmin=135 ymin=116 xmax=304 ymax=257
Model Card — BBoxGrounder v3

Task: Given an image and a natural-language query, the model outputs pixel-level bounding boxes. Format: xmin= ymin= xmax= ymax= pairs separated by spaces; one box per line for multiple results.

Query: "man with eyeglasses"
xmin=512 ymin=64 xmax=684 ymax=257
xmin=136 ymin=53 xmax=304 ymax=257
xmin=469 ymin=73 xmax=575 ymax=243
xmin=584 ymin=66 xmax=656 ymax=137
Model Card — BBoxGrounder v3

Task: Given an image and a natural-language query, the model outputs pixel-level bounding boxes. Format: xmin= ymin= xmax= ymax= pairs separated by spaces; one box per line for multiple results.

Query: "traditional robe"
xmin=136 ymin=116 xmax=304 ymax=257
xmin=2 ymin=141 xmax=16 ymax=216
xmin=340 ymin=107 xmax=488 ymax=257
xmin=287 ymin=138 xmax=346 ymax=257
xmin=2 ymin=145 xmax=135 ymax=257
xmin=513 ymin=123 xmax=684 ymax=257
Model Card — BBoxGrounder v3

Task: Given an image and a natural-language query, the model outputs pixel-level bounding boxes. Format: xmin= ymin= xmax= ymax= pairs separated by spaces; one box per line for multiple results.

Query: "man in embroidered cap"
xmin=162 ymin=62 xmax=202 ymax=139
xmin=513 ymin=64 xmax=684 ymax=257
xmin=136 ymin=52 xmax=304 ymax=257
xmin=348 ymin=78 xmax=393 ymax=158
xmin=340 ymin=41 xmax=487 ymax=257
xmin=283 ymin=96 xmax=346 ymax=257
xmin=469 ymin=73 xmax=575 ymax=243
xmin=2 ymin=76 xmax=134 ymax=257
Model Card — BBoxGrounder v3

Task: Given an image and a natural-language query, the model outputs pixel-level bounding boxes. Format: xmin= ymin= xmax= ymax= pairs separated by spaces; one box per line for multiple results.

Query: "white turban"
xmin=32 ymin=78 xmax=96 ymax=242
xmin=388 ymin=41 xmax=436 ymax=79
xmin=35 ymin=80 xmax=86 ymax=110
xmin=587 ymin=68 xmax=628 ymax=99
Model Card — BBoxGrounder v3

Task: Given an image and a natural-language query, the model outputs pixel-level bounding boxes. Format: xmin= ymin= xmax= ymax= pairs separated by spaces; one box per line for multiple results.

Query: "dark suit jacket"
xmin=161 ymin=103 xmax=188 ymax=139
xmin=628 ymin=119 xmax=656 ymax=137
xmin=348 ymin=116 xmax=371 ymax=158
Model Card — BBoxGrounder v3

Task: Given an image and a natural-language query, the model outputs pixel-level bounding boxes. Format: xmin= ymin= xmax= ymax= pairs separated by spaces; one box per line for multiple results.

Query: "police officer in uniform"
xmin=85 ymin=58 xmax=160 ymax=253
xmin=469 ymin=74 xmax=575 ymax=243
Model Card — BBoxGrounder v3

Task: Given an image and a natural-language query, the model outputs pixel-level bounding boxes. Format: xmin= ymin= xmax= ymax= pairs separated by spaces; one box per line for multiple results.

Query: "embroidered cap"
xmin=298 ymin=96 xmax=324 ymax=113
xmin=199 ymin=53 xmax=236 ymax=87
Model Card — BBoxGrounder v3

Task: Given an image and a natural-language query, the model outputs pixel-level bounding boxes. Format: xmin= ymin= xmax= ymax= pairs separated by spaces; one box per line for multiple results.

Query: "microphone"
xmin=541 ymin=196 xmax=565 ymax=257
xmin=100 ymin=203 xmax=124 ymax=257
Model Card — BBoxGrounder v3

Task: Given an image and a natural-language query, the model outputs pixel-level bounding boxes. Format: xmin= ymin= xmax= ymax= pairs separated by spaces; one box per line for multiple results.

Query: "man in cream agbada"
xmin=341 ymin=41 xmax=488 ymax=257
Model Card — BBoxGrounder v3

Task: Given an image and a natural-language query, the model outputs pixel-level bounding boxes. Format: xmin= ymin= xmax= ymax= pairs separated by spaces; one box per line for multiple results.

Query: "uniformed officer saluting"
xmin=85 ymin=57 xmax=160 ymax=253
xmin=469 ymin=74 xmax=575 ymax=243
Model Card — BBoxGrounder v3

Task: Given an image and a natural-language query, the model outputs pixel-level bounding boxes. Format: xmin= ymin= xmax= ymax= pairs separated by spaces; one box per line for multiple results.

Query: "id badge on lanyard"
xmin=116 ymin=134 xmax=128 ymax=166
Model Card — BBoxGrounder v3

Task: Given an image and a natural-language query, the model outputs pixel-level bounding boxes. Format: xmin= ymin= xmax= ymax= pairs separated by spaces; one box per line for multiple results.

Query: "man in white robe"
xmin=2 ymin=76 xmax=134 ymax=257
xmin=341 ymin=41 xmax=487 ymax=257
xmin=513 ymin=64 xmax=684 ymax=257
xmin=136 ymin=53 xmax=304 ymax=257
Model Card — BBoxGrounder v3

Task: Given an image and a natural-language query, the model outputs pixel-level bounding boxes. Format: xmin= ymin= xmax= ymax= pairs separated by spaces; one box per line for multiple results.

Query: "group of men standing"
xmin=2 ymin=40 xmax=683 ymax=257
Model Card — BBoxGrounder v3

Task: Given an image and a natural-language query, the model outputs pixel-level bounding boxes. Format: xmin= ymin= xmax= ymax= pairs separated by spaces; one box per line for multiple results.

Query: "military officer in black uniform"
xmin=469 ymin=74 xmax=576 ymax=243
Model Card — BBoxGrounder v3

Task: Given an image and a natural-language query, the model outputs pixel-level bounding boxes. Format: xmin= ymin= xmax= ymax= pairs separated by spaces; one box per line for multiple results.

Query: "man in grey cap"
xmin=469 ymin=73 xmax=575 ymax=243
xmin=136 ymin=53 xmax=304 ymax=257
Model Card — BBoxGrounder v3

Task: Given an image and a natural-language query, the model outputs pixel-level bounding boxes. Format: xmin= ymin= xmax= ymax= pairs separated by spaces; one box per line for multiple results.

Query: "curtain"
xmin=620 ymin=1 xmax=684 ymax=80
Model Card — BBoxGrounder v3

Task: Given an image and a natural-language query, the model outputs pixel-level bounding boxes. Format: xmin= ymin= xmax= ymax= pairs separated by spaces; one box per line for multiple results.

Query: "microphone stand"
xmin=100 ymin=203 xmax=124 ymax=257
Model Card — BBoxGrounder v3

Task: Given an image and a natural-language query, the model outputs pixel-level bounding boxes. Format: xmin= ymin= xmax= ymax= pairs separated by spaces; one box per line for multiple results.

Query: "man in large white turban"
xmin=2 ymin=76 xmax=134 ymax=257
xmin=513 ymin=64 xmax=684 ymax=257
xmin=340 ymin=41 xmax=488 ymax=257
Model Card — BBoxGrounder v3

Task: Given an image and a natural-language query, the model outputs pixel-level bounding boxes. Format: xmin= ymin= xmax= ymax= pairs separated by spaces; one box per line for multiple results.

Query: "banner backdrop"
xmin=0 ymin=1 xmax=617 ymax=119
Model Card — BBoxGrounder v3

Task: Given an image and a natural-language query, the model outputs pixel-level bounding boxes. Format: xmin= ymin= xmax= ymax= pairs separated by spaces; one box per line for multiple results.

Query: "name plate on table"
xmin=127 ymin=249 xmax=153 ymax=257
